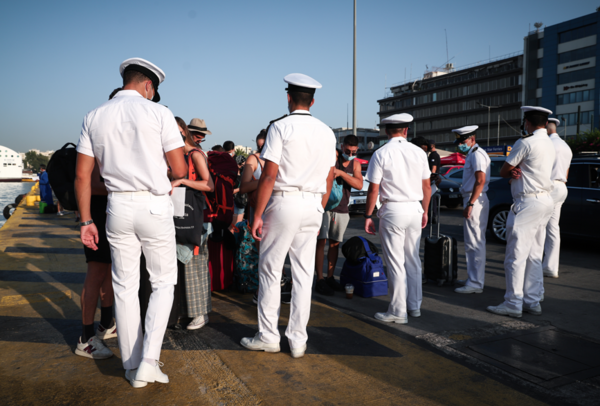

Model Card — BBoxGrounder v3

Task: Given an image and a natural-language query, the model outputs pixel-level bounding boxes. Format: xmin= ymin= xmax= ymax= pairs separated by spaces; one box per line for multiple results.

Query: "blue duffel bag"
xmin=340 ymin=236 xmax=388 ymax=298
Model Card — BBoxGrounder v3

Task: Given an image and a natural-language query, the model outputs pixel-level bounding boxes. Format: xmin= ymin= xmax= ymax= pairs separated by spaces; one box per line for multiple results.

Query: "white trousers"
xmin=257 ymin=194 xmax=323 ymax=349
xmin=503 ymin=193 xmax=554 ymax=311
xmin=378 ymin=201 xmax=423 ymax=318
xmin=542 ymin=182 xmax=568 ymax=277
xmin=106 ymin=192 xmax=177 ymax=370
xmin=463 ymin=193 xmax=489 ymax=289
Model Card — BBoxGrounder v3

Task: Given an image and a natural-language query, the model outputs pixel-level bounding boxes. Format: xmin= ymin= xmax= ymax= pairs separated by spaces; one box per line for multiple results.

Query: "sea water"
xmin=0 ymin=183 xmax=34 ymax=228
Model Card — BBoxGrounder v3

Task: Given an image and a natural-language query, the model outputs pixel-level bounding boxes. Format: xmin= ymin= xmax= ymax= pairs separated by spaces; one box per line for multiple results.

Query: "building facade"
xmin=377 ymin=55 xmax=524 ymax=149
xmin=332 ymin=128 xmax=380 ymax=151
xmin=524 ymin=11 xmax=599 ymax=136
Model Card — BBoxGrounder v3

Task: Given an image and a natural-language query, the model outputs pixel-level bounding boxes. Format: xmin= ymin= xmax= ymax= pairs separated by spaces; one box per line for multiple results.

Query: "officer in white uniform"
xmin=364 ymin=114 xmax=431 ymax=324
xmin=542 ymin=118 xmax=572 ymax=279
xmin=453 ymin=126 xmax=491 ymax=294
xmin=488 ymin=106 xmax=555 ymax=318
xmin=75 ymin=58 xmax=188 ymax=388
xmin=240 ymin=73 xmax=336 ymax=358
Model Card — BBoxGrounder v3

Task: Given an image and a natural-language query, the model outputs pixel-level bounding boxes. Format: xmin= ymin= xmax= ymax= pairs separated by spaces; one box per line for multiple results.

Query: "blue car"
xmin=487 ymin=154 xmax=600 ymax=243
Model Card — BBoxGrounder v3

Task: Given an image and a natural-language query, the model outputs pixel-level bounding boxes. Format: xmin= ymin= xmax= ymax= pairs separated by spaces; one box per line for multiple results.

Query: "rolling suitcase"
xmin=424 ymin=193 xmax=458 ymax=286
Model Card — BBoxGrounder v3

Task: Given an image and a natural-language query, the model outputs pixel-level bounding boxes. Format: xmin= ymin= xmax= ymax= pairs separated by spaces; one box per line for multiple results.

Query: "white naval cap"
xmin=521 ymin=105 xmax=552 ymax=117
xmin=119 ymin=58 xmax=166 ymax=102
xmin=284 ymin=73 xmax=322 ymax=94
xmin=452 ymin=125 xmax=478 ymax=144
xmin=378 ymin=113 xmax=414 ymax=129
xmin=548 ymin=118 xmax=560 ymax=125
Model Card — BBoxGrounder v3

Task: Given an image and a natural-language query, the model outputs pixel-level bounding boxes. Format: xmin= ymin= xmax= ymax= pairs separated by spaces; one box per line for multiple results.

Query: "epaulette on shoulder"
xmin=266 ymin=114 xmax=288 ymax=133
xmin=472 ymin=146 xmax=478 ymax=153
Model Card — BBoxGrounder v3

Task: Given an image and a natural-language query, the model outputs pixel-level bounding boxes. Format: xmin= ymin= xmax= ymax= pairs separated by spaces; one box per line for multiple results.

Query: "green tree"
xmin=234 ymin=147 xmax=249 ymax=158
xmin=23 ymin=151 xmax=49 ymax=170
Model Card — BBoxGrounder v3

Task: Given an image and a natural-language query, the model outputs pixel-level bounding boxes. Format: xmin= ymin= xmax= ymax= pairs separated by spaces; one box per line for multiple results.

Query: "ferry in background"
xmin=0 ymin=146 xmax=24 ymax=182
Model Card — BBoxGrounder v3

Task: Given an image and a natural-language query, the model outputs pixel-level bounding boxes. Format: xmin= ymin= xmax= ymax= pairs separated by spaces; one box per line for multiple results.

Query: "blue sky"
xmin=0 ymin=0 xmax=596 ymax=153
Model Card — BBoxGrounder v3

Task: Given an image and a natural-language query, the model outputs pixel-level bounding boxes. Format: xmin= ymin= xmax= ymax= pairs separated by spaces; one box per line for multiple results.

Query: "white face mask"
xmin=342 ymin=153 xmax=356 ymax=161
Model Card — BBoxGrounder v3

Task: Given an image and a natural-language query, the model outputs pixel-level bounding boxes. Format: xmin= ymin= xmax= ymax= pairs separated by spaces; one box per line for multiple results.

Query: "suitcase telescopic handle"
xmin=428 ymin=193 xmax=441 ymax=238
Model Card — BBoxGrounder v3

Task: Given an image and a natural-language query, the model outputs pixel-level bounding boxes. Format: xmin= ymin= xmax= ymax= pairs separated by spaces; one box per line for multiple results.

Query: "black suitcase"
xmin=424 ymin=194 xmax=458 ymax=286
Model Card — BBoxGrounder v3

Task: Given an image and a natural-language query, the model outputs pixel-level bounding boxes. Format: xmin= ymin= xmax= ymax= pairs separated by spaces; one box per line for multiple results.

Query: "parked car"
xmin=348 ymin=172 xmax=381 ymax=213
xmin=439 ymin=164 xmax=463 ymax=177
xmin=487 ymin=155 xmax=600 ymax=243
xmin=436 ymin=176 xmax=463 ymax=208
xmin=443 ymin=156 xmax=507 ymax=188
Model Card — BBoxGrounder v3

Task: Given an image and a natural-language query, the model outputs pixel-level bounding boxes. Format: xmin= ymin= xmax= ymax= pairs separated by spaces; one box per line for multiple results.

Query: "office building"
xmin=377 ymin=54 xmax=524 ymax=149
xmin=524 ymin=11 xmax=599 ymax=136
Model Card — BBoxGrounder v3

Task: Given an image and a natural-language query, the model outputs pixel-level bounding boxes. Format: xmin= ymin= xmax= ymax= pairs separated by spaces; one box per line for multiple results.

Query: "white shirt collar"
xmin=291 ymin=109 xmax=311 ymax=115
xmin=532 ymin=128 xmax=548 ymax=137
xmin=468 ymin=143 xmax=480 ymax=155
xmin=113 ymin=89 xmax=144 ymax=99
xmin=549 ymin=133 xmax=560 ymax=138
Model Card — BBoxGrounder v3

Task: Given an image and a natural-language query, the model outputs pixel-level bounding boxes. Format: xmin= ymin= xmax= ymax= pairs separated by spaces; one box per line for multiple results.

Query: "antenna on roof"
xmin=534 ymin=22 xmax=543 ymax=31
xmin=445 ymin=29 xmax=449 ymax=65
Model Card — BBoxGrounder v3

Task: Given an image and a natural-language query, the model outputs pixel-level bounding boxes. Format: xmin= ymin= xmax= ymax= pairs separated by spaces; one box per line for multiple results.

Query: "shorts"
xmin=318 ymin=211 xmax=350 ymax=242
xmin=234 ymin=205 xmax=245 ymax=215
xmin=83 ymin=195 xmax=112 ymax=264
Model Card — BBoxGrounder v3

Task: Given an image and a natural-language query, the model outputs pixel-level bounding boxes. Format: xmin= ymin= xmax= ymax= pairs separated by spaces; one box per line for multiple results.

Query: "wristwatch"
xmin=364 ymin=213 xmax=372 ymax=219
xmin=80 ymin=219 xmax=94 ymax=226
xmin=466 ymin=203 xmax=474 ymax=208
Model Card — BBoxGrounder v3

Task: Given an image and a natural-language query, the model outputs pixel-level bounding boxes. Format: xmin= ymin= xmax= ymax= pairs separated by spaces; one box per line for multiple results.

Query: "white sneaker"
xmin=187 ymin=315 xmax=209 ymax=330
xmin=408 ymin=309 xmax=421 ymax=318
xmin=455 ymin=285 xmax=483 ymax=294
xmin=486 ymin=303 xmax=522 ymax=318
xmin=125 ymin=369 xmax=148 ymax=389
xmin=135 ymin=360 xmax=169 ymax=384
xmin=456 ymin=279 xmax=467 ymax=286
xmin=96 ymin=323 xmax=117 ymax=340
xmin=524 ymin=304 xmax=542 ymax=315
xmin=543 ymin=271 xmax=558 ymax=278
xmin=240 ymin=333 xmax=280 ymax=353
xmin=290 ymin=344 xmax=307 ymax=359
xmin=75 ymin=336 xmax=113 ymax=359
xmin=374 ymin=312 xmax=408 ymax=324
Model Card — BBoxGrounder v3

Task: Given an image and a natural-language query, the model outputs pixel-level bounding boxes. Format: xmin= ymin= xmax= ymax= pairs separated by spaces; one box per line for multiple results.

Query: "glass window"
xmin=567 ymin=164 xmax=589 ymax=188
xmin=449 ymin=170 xmax=463 ymax=179
xmin=559 ymin=24 xmax=597 ymax=44
xmin=558 ymin=46 xmax=596 ymax=64
xmin=490 ymin=160 xmax=504 ymax=177
xmin=591 ymin=166 xmax=600 ymax=188
xmin=583 ymin=90 xmax=590 ymax=100
xmin=558 ymin=67 xmax=595 ymax=85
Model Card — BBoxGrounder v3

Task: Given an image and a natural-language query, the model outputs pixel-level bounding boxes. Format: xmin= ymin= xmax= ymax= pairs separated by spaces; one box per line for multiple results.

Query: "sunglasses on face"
xmin=343 ymin=149 xmax=357 ymax=156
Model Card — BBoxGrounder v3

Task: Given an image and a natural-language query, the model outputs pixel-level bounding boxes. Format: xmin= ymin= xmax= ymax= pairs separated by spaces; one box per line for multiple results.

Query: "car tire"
xmin=489 ymin=206 xmax=510 ymax=244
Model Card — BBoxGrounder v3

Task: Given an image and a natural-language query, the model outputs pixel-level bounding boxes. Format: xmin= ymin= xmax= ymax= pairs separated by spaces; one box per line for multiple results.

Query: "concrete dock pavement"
xmin=0 ymin=190 xmax=597 ymax=405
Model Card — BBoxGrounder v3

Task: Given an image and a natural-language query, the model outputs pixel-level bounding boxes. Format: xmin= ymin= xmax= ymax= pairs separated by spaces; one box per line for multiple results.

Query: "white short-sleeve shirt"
xmin=505 ymin=128 xmax=556 ymax=198
xmin=77 ymin=90 xmax=184 ymax=195
xmin=548 ymin=133 xmax=573 ymax=182
xmin=461 ymin=143 xmax=491 ymax=194
xmin=365 ymin=137 xmax=431 ymax=202
xmin=261 ymin=110 xmax=336 ymax=194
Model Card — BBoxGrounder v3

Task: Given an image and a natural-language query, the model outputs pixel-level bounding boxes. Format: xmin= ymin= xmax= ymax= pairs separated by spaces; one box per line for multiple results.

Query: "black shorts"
xmin=83 ymin=196 xmax=112 ymax=264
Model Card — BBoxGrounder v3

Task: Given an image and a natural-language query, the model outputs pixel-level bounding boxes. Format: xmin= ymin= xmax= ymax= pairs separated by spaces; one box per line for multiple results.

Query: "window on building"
xmin=558 ymin=24 xmax=597 ymax=44
xmin=537 ymin=58 xmax=544 ymax=69
xmin=557 ymin=67 xmax=595 ymax=85
xmin=559 ymin=110 xmax=593 ymax=126
xmin=558 ymin=45 xmax=596 ymax=65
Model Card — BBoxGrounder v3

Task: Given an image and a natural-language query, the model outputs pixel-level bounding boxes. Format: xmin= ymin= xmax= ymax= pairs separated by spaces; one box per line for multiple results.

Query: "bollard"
xmin=26 ymin=195 xmax=37 ymax=206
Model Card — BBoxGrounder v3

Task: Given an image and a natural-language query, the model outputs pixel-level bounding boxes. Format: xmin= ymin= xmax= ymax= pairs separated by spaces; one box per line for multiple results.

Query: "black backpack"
xmin=47 ymin=143 xmax=78 ymax=211
xmin=342 ymin=236 xmax=379 ymax=265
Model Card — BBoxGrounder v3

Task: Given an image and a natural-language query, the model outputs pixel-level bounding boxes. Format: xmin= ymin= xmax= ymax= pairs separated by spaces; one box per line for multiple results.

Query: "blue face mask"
xmin=458 ymin=143 xmax=471 ymax=153
xmin=343 ymin=153 xmax=356 ymax=161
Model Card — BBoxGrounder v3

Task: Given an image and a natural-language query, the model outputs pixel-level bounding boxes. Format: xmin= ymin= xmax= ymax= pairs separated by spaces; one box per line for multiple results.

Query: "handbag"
xmin=340 ymin=236 xmax=388 ymax=298
xmin=324 ymin=155 xmax=345 ymax=212
xmin=174 ymin=150 xmax=207 ymax=246
xmin=233 ymin=220 xmax=259 ymax=293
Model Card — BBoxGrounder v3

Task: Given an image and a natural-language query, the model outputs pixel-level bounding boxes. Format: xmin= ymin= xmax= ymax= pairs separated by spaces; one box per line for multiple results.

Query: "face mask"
xmin=458 ymin=143 xmax=471 ymax=153
xmin=343 ymin=153 xmax=356 ymax=161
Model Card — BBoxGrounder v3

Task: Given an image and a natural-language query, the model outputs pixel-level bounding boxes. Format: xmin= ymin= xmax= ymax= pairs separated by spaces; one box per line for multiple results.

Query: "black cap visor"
xmin=286 ymin=84 xmax=316 ymax=94
xmin=453 ymin=131 xmax=476 ymax=145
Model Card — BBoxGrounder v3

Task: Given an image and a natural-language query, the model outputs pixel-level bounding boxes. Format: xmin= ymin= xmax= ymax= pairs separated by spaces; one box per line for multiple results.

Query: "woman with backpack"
xmin=172 ymin=117 xmax=214 ymax=330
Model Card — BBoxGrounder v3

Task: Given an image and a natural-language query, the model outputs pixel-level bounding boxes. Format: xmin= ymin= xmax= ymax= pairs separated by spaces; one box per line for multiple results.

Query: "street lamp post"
xmin=477 ymin=101 xmax=501 ymax=147
xmin=352 ymin=0 xmax=357 ymax=136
